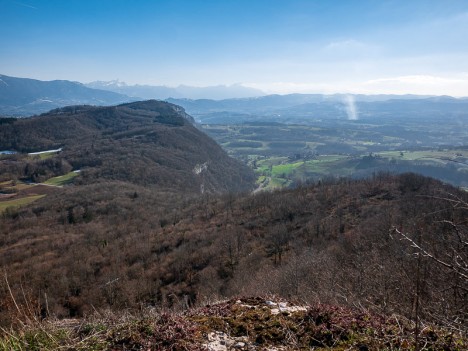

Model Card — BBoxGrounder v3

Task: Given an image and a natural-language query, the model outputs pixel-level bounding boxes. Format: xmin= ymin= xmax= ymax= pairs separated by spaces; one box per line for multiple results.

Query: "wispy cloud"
xmin=324 ymin=39 xmax=368 ymax=51
xmin=361 ymin=75 xmax=468 ymax=96
xmin=365 ymin=75 xmax=466 ymax=85
xmin=10 ymin=1 xmax=37 ymax=10
xmin=319 ymin=38 xmax=381 ymax=62
xmin=244 ymin=74 xmax=468 ymax=97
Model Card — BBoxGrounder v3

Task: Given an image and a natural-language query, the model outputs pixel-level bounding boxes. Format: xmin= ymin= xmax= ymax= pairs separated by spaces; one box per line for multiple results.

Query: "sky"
xmin=1 ymin=0 xmax=468 ymax=96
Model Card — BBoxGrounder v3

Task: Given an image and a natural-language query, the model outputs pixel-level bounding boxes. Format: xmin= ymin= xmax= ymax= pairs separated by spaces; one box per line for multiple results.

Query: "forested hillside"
xmin=1 ymin=173 xmax=466 ymax=337
xmin=0 ymin=100 xmax=255 ymax=193
xmin=0 ymin=101 xmax=466 ymax=348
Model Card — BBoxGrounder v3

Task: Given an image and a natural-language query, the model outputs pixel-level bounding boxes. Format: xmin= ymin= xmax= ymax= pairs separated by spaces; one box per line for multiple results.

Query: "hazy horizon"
xmin=2 ymin=0 xmax=468 ymax=96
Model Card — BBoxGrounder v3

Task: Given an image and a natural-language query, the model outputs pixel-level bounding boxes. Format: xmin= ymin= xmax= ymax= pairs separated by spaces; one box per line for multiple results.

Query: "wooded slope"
xmin=1 ymin=173 xmax=466 ymax=334
xmin=0 ymin=100 xmax=255 ymax=193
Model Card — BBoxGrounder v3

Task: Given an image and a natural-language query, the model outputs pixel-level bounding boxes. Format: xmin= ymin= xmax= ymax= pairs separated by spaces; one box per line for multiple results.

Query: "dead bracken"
xmin=0 ymin=296 xmax=467 ymax=350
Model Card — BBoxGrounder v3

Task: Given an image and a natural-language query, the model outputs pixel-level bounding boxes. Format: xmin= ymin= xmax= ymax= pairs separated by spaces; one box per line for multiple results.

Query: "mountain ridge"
xmin=0 ymin=100 xmax=255 ymax=193
xmin=86 ymin=80 xmax=265 ymax=100
xmin=167 ymin=94 xmax=468 ymax=124
xmin=0 ymin=74 xmax=134 ymax=116
xmin=4 ymin=74 xmax=468 ymax=122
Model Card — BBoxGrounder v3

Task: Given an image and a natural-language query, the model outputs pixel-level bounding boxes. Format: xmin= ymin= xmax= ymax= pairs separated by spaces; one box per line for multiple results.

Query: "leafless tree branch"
xmin=392 ymin=227 xmax=468 ymax=281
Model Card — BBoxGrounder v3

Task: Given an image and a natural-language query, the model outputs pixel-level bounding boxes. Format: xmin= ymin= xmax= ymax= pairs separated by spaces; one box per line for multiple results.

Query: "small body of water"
xmin=0 ymin=150 xmax=17 ymax=155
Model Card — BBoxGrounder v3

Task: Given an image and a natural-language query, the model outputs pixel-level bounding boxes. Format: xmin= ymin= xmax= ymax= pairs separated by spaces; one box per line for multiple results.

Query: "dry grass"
xmin=0 ymin=195 xmax=45 ymax=213
xmin=1 ymin=296 xmax=466 ymax=351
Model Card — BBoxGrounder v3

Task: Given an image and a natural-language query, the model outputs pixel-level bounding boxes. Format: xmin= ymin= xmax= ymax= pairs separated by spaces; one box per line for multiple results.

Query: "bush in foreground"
xmin=1 ymin=297 xmax=466 ymax=350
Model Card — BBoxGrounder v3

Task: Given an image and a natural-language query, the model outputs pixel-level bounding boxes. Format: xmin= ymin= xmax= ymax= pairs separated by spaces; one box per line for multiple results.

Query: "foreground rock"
xmin=1 ymin=297 xmax=465 ymax=350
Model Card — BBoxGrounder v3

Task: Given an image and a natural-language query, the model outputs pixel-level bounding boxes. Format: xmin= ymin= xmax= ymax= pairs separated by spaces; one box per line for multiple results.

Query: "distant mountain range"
xmin=85 ymin=80 xmax=264 ymax=100
xmin=2 ymin=74 xmax=468 ymax=124
xmin=0 ymin=75 xmax=263 ymax=116
xmin=0 ymin=74 xmax=134 ymax=116
xmin=168 ymin=94 xmax=468 ymax=124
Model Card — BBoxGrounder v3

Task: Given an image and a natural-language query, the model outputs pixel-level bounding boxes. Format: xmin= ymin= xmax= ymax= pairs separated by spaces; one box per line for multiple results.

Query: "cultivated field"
xmin=0 ymin=173 xmax=75 ymax=213
xmin=43 ymin=171 xmax=79 ymax=186
xmin=202 ymin=123 xmax=468 ymax=190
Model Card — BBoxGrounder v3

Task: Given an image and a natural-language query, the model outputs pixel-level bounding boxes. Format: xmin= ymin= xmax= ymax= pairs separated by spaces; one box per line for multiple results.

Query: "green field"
xmin=202 ymin=123 xmax=403 ymax=160
xmin=0 ymin=180 xmax=35 ymax=191
xmin=257 ymin=150 xmax=468 ymax=190
xmin=43 ymin=171 xmax=79 ymax=186
xmin=202 ymin=123 xmax=468 ymax=191
xmin=379 ymin=150 xmax=468 ymax=162
xmin=0 ymin=171 xmax=78 ymax=213
xmin=0 ymin=173 xmax=74 ymax=213
xmin=0 ymin=195 xmax=45 ymax=213
xmin=254 ymin=155 xmax=356 ymax=189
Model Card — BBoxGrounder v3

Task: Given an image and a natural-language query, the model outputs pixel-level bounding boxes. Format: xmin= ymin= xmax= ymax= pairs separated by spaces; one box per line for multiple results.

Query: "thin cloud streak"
xmin=1 ymin=0 xmax=468 ymax=95
xmin=10 ymin=1 xmax=37 ymax=10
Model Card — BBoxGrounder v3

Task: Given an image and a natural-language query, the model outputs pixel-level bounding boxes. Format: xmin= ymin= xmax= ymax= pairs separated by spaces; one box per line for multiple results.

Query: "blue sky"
xmin=1 ymin=0 xmax=468 ymax=95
